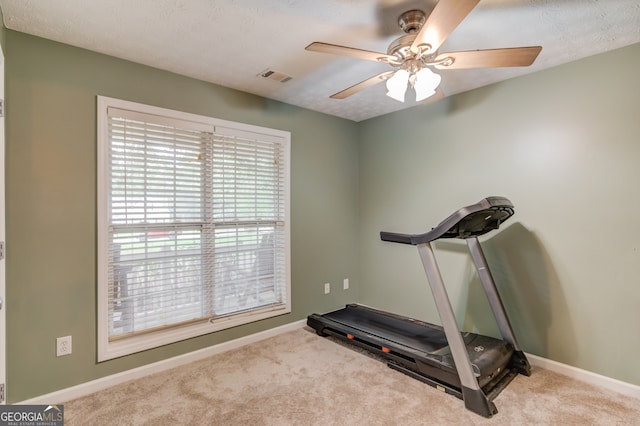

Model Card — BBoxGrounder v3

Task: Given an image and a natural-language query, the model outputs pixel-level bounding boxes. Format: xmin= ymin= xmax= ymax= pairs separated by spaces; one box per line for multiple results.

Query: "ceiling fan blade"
xmin=330 ymin=71 xmax=396 ymax=99
xmin=410 ymin=0 xmax=480 ymax=55
xmin=433 ymin=46 xmax=542 ymax=69
xmin=306 ymin=42 xmax=397 ymax=63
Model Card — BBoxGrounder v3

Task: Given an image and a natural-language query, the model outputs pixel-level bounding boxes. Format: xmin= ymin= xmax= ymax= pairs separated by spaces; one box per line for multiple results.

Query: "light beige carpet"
xmin=64 ymin=328 xmax=640 ymax=425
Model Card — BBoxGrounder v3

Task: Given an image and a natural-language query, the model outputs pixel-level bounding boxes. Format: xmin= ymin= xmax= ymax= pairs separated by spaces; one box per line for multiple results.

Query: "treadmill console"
xmin=380 ymin=196 xmax=514 ymax=244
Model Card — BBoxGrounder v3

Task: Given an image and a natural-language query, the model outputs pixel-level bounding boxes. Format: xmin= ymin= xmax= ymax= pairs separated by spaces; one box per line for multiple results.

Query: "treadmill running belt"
xmin=323 ymin=305 xmax=452 ymax=354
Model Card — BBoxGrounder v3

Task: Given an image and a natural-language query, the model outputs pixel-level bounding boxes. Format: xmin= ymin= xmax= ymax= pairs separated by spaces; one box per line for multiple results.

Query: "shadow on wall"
xmin=480 ymin=222 xmax=575 ymax=359
xmin=436 ymin=222 xmax=575 ymax=360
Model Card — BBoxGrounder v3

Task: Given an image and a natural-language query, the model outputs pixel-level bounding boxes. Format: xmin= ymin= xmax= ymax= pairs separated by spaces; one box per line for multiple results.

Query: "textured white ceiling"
xmin=1 ymin=0 xmax=639 ymax=121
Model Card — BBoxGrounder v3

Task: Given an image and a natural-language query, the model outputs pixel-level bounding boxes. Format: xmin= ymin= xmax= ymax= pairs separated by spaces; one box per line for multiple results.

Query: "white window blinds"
xmin=98 ymin=97 xmax=290 ymax=360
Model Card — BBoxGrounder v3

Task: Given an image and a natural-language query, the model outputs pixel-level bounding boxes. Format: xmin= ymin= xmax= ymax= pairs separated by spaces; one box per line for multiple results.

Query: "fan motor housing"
xmin=398 ymin=10 xmax=427 ymax=34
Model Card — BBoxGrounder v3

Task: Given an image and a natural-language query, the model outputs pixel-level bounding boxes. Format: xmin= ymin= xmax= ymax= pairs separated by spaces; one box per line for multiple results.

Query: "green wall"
xmin=4 ymin=31 xmax=359 ymax=402
xmin=358 ymin=43 xmax=640 ymax=386
xmin=0 ymin=6 xmax=5 ymax=51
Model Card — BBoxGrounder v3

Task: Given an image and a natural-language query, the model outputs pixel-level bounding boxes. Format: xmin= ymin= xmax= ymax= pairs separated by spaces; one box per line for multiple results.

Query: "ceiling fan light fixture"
xmin=414 ymin=67 xmax=441 ymax=102
xmin=385 ymin=69 xmax=410 ymax=102
xmin=307 ymin=1 xmax=542 ymax=103
xmin=386 ymin=67 xmax=440 ymax=103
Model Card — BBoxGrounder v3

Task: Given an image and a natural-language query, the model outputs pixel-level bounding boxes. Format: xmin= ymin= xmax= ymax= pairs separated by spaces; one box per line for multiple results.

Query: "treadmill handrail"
xmin=380 ymin=196 xmax=514 ymax=245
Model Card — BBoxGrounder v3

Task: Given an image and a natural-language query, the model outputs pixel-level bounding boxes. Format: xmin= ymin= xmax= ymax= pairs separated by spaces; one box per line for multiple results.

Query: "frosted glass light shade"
xmin=386 ymin=69 xmax=410 ymax=102
xmin=414 ymin=67 xmax=441 ymax=102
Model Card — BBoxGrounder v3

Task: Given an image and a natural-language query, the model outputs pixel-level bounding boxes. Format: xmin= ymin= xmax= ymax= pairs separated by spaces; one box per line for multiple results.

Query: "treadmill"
xmin=307 ymin=196 xmax=531 ymax=418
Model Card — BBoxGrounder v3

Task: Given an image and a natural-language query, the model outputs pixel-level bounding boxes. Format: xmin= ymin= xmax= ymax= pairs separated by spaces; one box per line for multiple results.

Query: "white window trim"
xmin=97 ymin=96 xmax=291 ymax=361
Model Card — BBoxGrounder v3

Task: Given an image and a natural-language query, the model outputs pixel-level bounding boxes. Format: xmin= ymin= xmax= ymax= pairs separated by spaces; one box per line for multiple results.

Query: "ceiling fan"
xmin=305 ymin=0 xmax=542 ymax=102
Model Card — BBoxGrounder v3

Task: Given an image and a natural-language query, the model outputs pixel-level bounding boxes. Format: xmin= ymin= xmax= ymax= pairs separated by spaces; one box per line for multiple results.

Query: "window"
xmin=97 ymin=96 xmax=290 ymax=361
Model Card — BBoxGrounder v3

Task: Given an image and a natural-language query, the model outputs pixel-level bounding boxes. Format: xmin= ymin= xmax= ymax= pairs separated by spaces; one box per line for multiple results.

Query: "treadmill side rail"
xmin=465 ymin=237 xmax=532 ymax=376
xmin=416 ymin=241 xmax=482 ymax=392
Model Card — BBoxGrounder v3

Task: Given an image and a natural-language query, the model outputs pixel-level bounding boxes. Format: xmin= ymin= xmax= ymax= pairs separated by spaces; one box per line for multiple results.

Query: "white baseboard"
xmin=18 ymin=319 xmax=307 ymax=405
xmin=527 ymin=353 xmax=640 ymax=399
xmin=18 ymin=321 xmax=640 ymax=405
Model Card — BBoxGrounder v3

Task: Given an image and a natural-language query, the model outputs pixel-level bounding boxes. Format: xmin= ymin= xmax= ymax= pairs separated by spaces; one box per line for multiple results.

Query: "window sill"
xmin=98 ymin=303 xmax=291 ymax=362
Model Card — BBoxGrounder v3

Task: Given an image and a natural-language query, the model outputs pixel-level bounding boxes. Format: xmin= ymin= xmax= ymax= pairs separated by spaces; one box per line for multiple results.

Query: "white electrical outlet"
xmin=56 ymin=336 xmax=72 ymax=357
xmin=324 ymin=283 xmax=330 ymax=294
xmin=343 ymin=278 xmax=349 ymax=290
